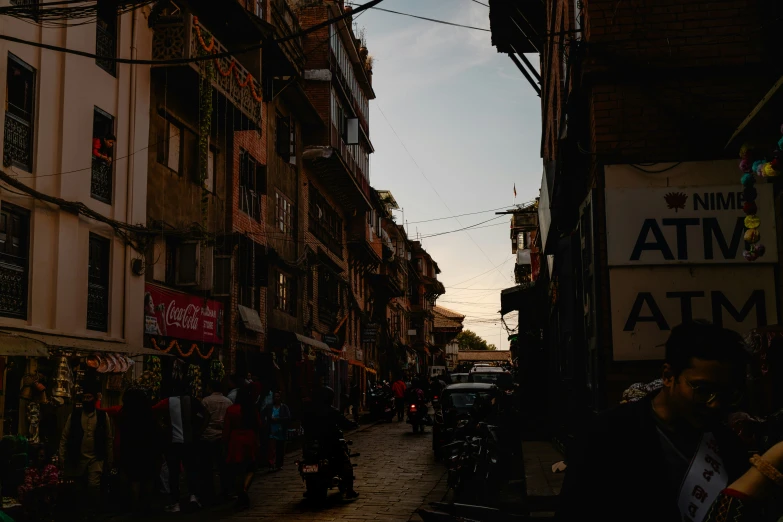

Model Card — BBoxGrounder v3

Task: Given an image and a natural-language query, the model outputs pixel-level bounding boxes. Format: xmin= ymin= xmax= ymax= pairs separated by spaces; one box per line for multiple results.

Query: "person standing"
xmin=223 ymin=386 xmax=262 ymax=510
xmin=391 ymin=375 xmax=407 ymax=421
xmin=58 ymin=379 xmax=113 ymax=504
xmin=153 ymin=388 xmax=208 ymax=513
xmin=262 ymin=392 xmax=290 ymax=471
xmin=349 ymin=382 xmax=361 ymax=424
xmin=200 ymin=381 xmax=232 ymax=503
xmin=556 ymin=321 xmax=751 ymax=522
xmin=115 ymin=387 xmax=159 ymax=512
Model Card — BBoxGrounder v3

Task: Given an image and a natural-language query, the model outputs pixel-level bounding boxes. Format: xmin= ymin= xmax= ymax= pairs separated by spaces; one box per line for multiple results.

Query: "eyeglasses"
xmin=684 ymin=379 xmax=743 ymax=406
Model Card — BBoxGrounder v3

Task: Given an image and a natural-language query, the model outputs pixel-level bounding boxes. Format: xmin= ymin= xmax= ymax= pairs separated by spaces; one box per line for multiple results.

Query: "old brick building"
xmin=490 ymin=0 xmax=783 ymax=437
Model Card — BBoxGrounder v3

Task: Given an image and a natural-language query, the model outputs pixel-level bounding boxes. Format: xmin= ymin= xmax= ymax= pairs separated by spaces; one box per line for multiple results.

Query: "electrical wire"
xmin=375 ymin=103 xmax=514 ymax=285
xmin=406 ymin=205 xmax=510 ymax=224
xmin=345 ymin=2 xmax=490 ymax=31
xmin=469 ymin=0 xmax=489 ymax=7
xmin=0 ymin=0 xmax=386 ymax=65
xmin=416 ymin=216 xmax=505 ymax=239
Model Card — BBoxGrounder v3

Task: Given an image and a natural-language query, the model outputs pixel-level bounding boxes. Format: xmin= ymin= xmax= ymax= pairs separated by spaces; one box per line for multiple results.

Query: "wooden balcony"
xmin=347 ymin=215 xmax=382 ymax=266
xmin=268 ymin=0 xmax=305 ymax=75
xmin=151 ymin=13 xmax=263 ymax=126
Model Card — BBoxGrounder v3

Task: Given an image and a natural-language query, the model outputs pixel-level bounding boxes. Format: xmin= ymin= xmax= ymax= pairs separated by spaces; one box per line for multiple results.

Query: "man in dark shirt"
xmin=556 ymin=321 xmax=750 ymax=522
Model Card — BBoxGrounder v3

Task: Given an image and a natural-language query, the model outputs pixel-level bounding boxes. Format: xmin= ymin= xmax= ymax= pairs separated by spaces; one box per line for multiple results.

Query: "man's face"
xmin=664 ymin=357 xmax=743 ymax=430
xmin=105 ymin=139 xmax=115 ymax=149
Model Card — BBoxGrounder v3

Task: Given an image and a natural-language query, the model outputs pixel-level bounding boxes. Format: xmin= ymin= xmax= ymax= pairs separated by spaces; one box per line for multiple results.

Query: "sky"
xmin=355 ymin=0 xmax=542 ymax=350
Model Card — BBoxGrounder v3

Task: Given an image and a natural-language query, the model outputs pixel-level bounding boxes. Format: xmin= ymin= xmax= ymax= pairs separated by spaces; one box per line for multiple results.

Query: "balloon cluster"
xmin=738 ymin=131 xmax=782 ymax=261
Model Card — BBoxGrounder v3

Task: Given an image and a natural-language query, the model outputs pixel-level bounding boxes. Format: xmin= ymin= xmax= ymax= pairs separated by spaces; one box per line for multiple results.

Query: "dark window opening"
xmin=3 ymin=54 xmax=36 ymax=172
xmin=87 ymin=234 xmax=110 ymax=331
xmin=96 ymin=0 xmax=117 ymax=76
xmin=308 ymin=186 xmax=342 ymax=257
xmin=0 ymin=203 xmax=29 ymax=319
xmin=239 ymin=149 xmax=264 ymax=221
xmin=91 ymin=107 xmax=115 ymax=203
xmin=318 ymin=267 xmax=339 ymax=325
xmin=238 ymin=240 xmax=258 ymax=310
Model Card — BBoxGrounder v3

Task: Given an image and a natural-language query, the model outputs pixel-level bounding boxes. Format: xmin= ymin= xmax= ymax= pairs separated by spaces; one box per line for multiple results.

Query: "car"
xmin=432 ymin=382 xmax=498 ymax=458
xmin=449 ymin=373 xmax=469 ymax=384
xmin=467 ymin=369 xmax=514 ymax=392
xmin=469 ymin=365 xmax=505 ymax=373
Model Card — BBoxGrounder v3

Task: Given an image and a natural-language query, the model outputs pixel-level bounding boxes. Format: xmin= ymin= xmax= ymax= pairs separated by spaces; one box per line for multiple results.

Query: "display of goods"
xmin=188 ymin=365 xmax=202 ymax=398
xmin=140 ymin=355 xmax=162 ymax=399
xmin=210 ymin=360 xmax=225 ymax=384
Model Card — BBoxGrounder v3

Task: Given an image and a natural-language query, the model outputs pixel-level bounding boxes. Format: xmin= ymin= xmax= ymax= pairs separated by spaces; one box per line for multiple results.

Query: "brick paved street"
xmin=113 ymin=418 xmax=449 ymax=522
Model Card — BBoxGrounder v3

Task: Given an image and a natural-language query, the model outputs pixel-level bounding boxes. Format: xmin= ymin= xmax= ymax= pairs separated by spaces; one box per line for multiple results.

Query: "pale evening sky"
xmin=355 ymin=0 xmax=542 ymax=350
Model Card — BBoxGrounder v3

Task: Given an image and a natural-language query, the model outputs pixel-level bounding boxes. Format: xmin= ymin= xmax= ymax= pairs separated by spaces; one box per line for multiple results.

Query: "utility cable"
xmin=0 ymin=0 xmax=386 ymax=65
xmin=375 ymin=103 xmax=514 ymax=285
xmin=346 ymin=2 xmax=490 ymax=31
xmin=406 ymin=205 xmax=510 ymax=224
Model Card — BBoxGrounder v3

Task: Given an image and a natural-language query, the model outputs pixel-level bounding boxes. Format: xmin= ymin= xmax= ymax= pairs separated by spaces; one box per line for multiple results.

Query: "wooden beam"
xmin=725 ymin=75 xmax=783 ymax=149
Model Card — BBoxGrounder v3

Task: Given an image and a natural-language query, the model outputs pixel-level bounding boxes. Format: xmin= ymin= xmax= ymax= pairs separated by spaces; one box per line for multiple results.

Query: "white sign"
xmin=610 ymin=266 xmax=776 ymax=360
xmin=606 ymin=184 xmax=777 ymax=265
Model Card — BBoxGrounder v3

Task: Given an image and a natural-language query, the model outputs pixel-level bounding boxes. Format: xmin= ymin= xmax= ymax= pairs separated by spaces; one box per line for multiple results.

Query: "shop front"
xmin=143 ymin=283 xmax=226 ymax=399
xmin=0 ymin=330 xmax=165 ymax=515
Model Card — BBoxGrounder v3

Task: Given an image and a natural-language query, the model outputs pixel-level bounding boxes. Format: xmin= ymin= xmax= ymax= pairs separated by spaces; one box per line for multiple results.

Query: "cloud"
xmin=368 ymin=3 xmax=497 ymax=100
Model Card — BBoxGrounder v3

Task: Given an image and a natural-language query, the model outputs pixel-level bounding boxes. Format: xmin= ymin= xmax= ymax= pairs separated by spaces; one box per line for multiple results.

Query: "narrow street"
xmin=144 ymin=419 xmax=448 ymax=522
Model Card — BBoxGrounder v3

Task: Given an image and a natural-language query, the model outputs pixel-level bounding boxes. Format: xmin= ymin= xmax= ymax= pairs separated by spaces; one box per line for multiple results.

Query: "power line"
xmin=407 ymin=205 xmax=510 ymax=224
xmin=469 ymin=0 xmax=489 ymax=7
xmin=417 ymin=216 xmax=505 ymax=239
xmin=346 ymin=2 xmax=490 ymax=31
xmin=0 ymin=0 xmax=386 ymax=65
xmin=375 ymin=103 xmax=513 ymax=285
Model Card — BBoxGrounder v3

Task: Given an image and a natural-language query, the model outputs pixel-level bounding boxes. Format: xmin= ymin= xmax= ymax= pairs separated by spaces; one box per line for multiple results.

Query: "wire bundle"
xmin=0 ymin=0 xmax=156 ymax=28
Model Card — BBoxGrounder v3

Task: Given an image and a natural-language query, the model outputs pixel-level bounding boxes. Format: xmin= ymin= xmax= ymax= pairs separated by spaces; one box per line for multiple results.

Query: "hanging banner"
xmin=144 ymin=283 xmax=224 ymax=344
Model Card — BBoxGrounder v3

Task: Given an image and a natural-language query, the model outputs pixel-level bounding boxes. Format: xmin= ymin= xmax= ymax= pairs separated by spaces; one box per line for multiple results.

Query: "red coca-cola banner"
xmin=144 ymin=284 xmax=224 ymax=344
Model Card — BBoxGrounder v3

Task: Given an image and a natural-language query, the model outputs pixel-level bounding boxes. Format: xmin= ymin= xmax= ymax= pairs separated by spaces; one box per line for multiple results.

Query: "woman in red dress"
xmin=222 ymin=385 xmax=261 ymax=509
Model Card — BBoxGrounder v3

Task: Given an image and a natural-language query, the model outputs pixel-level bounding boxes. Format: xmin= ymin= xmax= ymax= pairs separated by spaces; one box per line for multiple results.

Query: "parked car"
xmin=450 ymin=373 xmax=469 ymax=384
xmin=467 ymin=368 xmax=514 ymax=392
xmin=433 ymin=383 xmax=498 ymax=458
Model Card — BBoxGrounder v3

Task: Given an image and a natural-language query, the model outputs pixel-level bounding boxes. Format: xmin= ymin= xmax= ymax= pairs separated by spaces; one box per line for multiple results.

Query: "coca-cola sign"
xmin=144 ymin=284 xmax=224 ymax=344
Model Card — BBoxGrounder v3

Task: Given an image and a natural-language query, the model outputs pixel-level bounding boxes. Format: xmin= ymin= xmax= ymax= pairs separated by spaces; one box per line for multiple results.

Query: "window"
xmin=175 ymin=241 xmax=199 ymax=286
xmin=91 ymin=107 xmax=115 ymax=203
xmin=87 ymin=234 xmax=110 ymax=331
xmin=275 ymin=191 xmax=293 ymax=236
xmin=156 ymin=117 xmax=182 ymax=173
xmin=254 ymin=0 xmax=263 ymax=18
xmin=275 ymin=114 xmax=295 ymax=164
xmin=275 ymin=271 xmax=293 ymax=315
xmin=238 ymin=240 xmax=258 ymax=309
xmin=307 ymin=264 xmax=314 ymax=300
xmin=95 ymin=0 xmax=117 ymax=76
xmin=0 ymin=203 xmax=29 ymax=319
xmin=3 ymin=54 xmax=36 ymax=172
xmin=318 ymin=267 xmax=339 ymax=324
xmin=213 ymin=254 xmax=231 ymax=296
xmin=308 ymin=185 xmax=342 ymax=257
xmin=239 ymin=149 xmax=264 ymax=221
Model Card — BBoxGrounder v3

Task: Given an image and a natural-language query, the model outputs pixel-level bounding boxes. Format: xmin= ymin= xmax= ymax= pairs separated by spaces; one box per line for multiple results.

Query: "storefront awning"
xmin=238 ymin=305 xmax=265 ymax=333
xmin=295 ymin=333 xmax=330 ymax=352
xmin=0 ymin=332 xmax=49 ymax=357
xmin=0 ymin=330 xmax=165 ymax=357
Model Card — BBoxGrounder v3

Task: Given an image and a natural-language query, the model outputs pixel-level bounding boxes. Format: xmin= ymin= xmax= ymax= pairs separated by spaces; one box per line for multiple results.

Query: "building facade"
xmin=490 ymin=0 xmax=783 ymax=439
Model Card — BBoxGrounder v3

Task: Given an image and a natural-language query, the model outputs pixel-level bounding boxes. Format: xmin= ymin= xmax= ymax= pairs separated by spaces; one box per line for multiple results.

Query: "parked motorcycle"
xmin=407 ymin=401 xmax=431 ymax=433
xmin=296 ymin=438 xmax=360 ymax=501
xmin=444 ymin=422 xmax=503 ymax=501
xmin=367 ymin=385 xmax=395 ymax=422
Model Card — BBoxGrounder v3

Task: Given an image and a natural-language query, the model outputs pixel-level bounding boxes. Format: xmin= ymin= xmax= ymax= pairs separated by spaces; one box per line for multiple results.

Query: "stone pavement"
xmin=113 ymin=418 xmax=449 ymax=522
xmin=522 ymin=441 xmax=565 ymax=517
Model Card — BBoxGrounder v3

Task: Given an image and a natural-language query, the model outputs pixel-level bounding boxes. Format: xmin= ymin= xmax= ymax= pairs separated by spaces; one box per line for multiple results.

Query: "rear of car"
xmin=467 ymin=370 xmax=514 ymax=393
xmin=433 ymin=383 xmax=498 ymax=457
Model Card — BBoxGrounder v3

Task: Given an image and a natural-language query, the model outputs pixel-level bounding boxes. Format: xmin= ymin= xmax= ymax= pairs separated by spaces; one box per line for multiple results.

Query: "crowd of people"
xmin=47 ymin=373 xmax=290 ymax=516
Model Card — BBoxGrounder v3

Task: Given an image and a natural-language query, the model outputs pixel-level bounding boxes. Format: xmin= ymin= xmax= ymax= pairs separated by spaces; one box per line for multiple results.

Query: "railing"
xmin=270 ymin=0 xmax=305 ymax=73
xmin=151 ymin=14 xmax=263 ymax=125
xmin=0 ymin=261 xmax=27 ymax=319
xmin=96 ymin=20 xmax=116 ymax=76
xmin=91 ymin=158 xmax=112 ymax=204
xmin=330 ymin=125 xmax=371 ymax=200
xmin=3 ymin=113 xmax=32 ymax=171
xmin=329 ymin=24 xmax=369 ymax=128
xmin=87 ymin=281 xmax=108 ymax=331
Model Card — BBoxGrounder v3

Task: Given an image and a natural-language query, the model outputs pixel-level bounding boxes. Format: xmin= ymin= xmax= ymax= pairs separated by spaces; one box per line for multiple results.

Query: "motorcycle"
xmin=367 ymin=385 xmax=395 ymax=422
xmin=407 ymin=401 xmax=431 ymax=433
xmin=296 ymin=438 xmax=360 ymax=501
xmin=444 ymin=422 xmax=503 ymax=501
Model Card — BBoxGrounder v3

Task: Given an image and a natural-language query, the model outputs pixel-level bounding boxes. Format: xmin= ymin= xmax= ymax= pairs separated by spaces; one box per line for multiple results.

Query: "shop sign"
xmin=323 ymin=334 xmax=340 ymax=347
xmin=362 ymin=323 xmax=379 ymax=342
xmin=610 ymin=266 xmax=776 ymax=360
xmin=144 ymin=283 xmax=224 ymax=344
xmin=606 ymin=184 xmax=777 ymax=265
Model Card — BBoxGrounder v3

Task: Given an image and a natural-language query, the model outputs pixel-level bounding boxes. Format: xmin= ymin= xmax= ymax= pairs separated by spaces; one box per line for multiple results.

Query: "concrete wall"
xmin=0 ymin=8 xmax=152 ymax=346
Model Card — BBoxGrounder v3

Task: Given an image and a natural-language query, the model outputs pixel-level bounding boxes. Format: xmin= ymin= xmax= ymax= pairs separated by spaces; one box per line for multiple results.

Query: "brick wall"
xmin=225 ymin=129 xmax=268 ymax=372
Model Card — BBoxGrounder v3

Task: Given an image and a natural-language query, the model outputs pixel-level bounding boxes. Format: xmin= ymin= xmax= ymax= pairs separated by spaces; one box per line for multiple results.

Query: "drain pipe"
xmin=123 ymin=6 xmax=139 ymax=340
